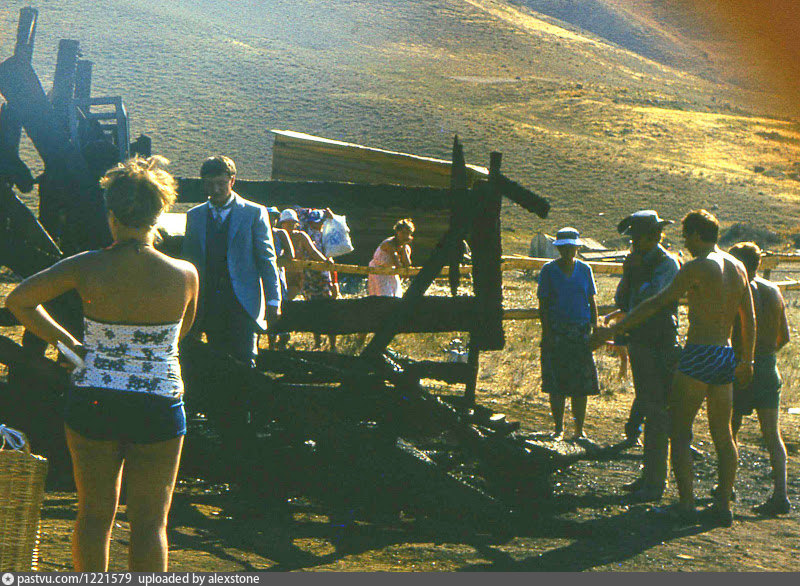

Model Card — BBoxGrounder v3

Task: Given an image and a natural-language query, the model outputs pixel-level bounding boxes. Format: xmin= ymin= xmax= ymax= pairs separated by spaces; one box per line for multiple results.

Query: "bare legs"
xmin=669 ymin=372 xmax=737 ymax=512
xmin=549 ymin=395 xmax=588 ymax=439
xmin=705 ymin=384 xmax=738 ymax=511
xmin=66 ymin=428 xmax=124 ymax=571
xmin=66 ymin=426 xmax=184 ymax=571
xmin=734 ymin=408 xmax=788 ymax=502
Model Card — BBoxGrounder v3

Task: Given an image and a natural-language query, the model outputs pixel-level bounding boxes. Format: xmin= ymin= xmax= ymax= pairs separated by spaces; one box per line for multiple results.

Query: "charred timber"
xmin=496 ymin=173 xmax=550 ymax=219
xmin=0 ymin=182 xmax=63 ymax=277
xmin=257 ymin=348 xmax=472 ymax=384
xmin=448 ymin=135 xmax=468 ymax=296
xmin=274 ymin=296 xmax=477 ymax=335
xmin=469 ymin=152 xmax=504 ymax=351
xmin=0 ymin=334 xmax=68 ymax=390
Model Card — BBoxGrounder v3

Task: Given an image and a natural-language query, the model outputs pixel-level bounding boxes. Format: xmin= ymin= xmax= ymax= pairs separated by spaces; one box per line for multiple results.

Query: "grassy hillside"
xmin=1 ymin=0 xmax=799 ymax=252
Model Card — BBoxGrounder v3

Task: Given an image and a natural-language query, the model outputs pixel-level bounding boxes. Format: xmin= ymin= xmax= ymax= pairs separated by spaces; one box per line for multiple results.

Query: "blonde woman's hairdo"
xmin=100 ymin=156 xmax=177 ymax=228
xmin=394 ymin=218 xmax=415 ymax=234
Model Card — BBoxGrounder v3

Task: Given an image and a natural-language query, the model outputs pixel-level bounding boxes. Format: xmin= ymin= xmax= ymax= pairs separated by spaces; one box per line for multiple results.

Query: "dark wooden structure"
xmin=0 ymin=8 xmax=636 ymax=525
xmin=174 ymin=178 xmax=452 ymax=266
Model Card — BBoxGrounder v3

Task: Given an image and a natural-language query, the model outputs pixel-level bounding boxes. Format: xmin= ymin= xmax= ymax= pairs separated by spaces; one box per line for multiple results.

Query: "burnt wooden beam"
xmin=464 ymin=337 xmax=480 ymax=407
xmin=74 ymin=60 xmax=92 ymax=101
xmin=0 ymin=181 xmax=63 ymax=276
xmin=0 ymin=56 xmax=90 ymax=184
xmin=448 ymin=135 xmax=468 ymax=296
xmin=50 ymin=39 xmax=80 ymax=131
xmin=0 ymin=308 xmax=18 ymax=327
xmin=469 ymin=152 xmax=504 ymax=352
xmin=0 ymin=55 xmax=111 ymax=252
xmin=259 ymin=348 xmax=472 ymax=385
xmin=14 ymin=7 xmax=38 ymax=62
xmin=273 ymin=296 xmax=476 ymax=335
xmin=497 ymin=173 xmax=550 ymax=218
xmin=0 ymin=335 xmax=68 ymax=390
xmin=0 ymin=8 xmax=38 ymax=193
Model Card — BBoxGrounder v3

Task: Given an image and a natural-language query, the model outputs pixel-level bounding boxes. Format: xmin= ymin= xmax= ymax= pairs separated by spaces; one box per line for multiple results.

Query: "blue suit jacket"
xmin=182 ymin=192 xmax=281 ymax=331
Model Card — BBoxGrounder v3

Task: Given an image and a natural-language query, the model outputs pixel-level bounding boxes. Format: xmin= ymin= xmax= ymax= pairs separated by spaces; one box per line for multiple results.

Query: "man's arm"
xmin=638 ymin=254 xmax=680 ymax=300
xmin=735 ymin=273 xmax=756 ymax=385
xmin=613 ymin=261 xmax=694 ymax=335
xmin=252 ymin=206 xmax=282 ymax=311
xmin=776 ymin=288 xmax=790 ymax=351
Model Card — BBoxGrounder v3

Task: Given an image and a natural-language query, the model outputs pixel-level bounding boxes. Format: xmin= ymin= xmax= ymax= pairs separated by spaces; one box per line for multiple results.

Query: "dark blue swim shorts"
xmin=64 ymin=386 xmax=186 ymax=444
xmin=677 ymin=343 xmax=737 ymax=386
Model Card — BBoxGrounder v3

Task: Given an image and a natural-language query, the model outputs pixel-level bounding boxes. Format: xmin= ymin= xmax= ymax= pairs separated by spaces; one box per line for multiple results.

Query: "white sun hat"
xmin=552 ymin=227 xmax=583 ymax=247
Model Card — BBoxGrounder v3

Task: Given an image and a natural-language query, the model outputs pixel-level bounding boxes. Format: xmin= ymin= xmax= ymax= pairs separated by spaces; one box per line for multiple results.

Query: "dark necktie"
xmin=210 ymin=202 xmax=232 ymax=229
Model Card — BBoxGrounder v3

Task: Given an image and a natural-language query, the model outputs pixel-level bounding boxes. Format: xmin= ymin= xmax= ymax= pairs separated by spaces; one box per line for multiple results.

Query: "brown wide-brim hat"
xmin=617 ymin=210 xmax=673 ymax=236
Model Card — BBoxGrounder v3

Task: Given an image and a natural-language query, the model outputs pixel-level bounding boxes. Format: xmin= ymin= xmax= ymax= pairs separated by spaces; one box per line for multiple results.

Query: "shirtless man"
xmin=728 ymin=242 xmax=792 ymax=516
xmin=594 ymin=210 xmax=755 ymax=526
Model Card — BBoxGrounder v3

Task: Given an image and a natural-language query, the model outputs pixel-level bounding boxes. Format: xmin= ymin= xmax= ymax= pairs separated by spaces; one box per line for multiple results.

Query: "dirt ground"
xmin=32 ymin=392 xmax=799 ymax=572
xmin=28 ymin=276 xmax=800 ymax=572
xmin=0 ymin=271 xmax=795 ymax=572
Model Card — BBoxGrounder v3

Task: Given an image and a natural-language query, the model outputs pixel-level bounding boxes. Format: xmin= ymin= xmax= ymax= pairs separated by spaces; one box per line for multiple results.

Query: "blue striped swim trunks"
xmin=677 ymin=344 xmax=737 ymax=385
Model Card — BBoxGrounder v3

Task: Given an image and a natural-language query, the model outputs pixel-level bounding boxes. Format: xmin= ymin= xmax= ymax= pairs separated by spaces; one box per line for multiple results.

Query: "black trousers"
xmin=200 ymin=294 xmax=259 ymax=367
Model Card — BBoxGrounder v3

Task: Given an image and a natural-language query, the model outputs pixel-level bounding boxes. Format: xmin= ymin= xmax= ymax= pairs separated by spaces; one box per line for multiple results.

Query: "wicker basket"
xmin=0 ymin=426 xmax=49 ymax=572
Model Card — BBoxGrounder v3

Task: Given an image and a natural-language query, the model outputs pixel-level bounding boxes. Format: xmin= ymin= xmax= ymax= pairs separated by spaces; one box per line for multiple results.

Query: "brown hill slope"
xmin=1 ymin=0 xmax=799 ymax=249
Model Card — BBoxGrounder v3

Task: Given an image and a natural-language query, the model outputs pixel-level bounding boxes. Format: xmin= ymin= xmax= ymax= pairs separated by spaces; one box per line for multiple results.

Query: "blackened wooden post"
xmin=361 ymin=224 xmax=472 ymax=360
xmin=74 ymin=60 xmax=92 ymax=100
xmin=50 ymin=39 xmax=80 ymax=131
xmin=0 ymin=8 xmax=38 ymax=192
xmin=464 ymin=336 xmax=480 ymax=407
xmin=448 ymin=135 xmax=468 ymax=296
xmin=14 ymin=7 xmax=38 ymax=62
xmin=465 ymin=152 xmax=503 ymax=404
xmin=470 ymin=152 xmax=504 ymax=351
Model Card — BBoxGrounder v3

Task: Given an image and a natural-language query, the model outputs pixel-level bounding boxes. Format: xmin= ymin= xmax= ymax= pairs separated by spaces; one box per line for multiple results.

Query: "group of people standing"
xmin=5 ymin=153 xmax=792 ymax=571
xmin=4 ymin=154 xmax=418 ymax=571
xmin=538 ymin=208 xmax=791 ymax=527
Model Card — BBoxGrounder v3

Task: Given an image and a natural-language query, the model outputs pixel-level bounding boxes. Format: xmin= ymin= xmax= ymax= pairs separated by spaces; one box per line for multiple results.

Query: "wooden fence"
xmin=288 ymin=252 xmax=800 ymax=323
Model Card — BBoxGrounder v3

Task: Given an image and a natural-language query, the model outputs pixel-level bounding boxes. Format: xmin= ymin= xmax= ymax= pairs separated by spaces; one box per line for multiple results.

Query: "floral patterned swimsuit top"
xmin=71 ymin=317 xmax=184 ymax=398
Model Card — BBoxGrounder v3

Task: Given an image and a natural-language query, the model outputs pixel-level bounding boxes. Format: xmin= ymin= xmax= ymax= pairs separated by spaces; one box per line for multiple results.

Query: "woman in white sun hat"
xmin=536 ymin=227 xmax=600 ymax=441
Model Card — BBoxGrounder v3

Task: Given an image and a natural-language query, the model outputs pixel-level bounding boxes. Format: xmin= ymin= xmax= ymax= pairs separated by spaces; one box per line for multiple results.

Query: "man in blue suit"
xmin=182 ymin=155 xmax=281 ymax=367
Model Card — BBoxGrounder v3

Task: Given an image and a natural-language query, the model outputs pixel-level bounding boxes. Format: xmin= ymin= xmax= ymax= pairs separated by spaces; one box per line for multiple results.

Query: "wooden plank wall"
xmin=175 ymin=178 xmax=451 ymax=266
xmin=270 ymin=130 xmax=488 ymax=188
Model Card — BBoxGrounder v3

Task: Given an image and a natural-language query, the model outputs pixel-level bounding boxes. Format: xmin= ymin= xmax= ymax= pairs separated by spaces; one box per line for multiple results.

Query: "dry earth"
xmin=3 ymin=271 xmax=798 ymax=572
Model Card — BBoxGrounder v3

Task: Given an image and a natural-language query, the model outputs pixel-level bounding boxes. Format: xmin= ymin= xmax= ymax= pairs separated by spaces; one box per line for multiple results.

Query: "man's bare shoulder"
xmin=754 ymin=276 xmax=784 ymax=302
xmin=678 ymin=256 xmax=710 ymax=275
xmin=717 ymin=250 xmax=748 ymax=277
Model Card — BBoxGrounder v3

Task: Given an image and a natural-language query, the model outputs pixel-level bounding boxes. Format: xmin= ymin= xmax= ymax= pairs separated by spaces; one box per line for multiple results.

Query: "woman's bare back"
xmin=75 ymin=244 xmax=196 ymax=325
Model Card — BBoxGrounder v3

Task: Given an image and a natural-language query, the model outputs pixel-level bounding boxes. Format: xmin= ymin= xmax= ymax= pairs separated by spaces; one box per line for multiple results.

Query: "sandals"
xmin=699 ymin=503 xmax=734 ymax=528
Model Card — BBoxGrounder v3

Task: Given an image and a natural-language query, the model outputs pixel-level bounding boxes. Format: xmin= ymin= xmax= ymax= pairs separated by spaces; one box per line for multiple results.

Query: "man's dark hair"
xmin=682 ymin=209 xmax=719 ymax=243
xmin=729 ymin=241 xmax=761 ymax=274
xmin=200 ymin=155 xmax=236 ymax=178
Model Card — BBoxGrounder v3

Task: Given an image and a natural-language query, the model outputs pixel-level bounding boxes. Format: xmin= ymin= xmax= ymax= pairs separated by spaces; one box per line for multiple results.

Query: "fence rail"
xmin=284 ymin=253 xmax=800 ymax=322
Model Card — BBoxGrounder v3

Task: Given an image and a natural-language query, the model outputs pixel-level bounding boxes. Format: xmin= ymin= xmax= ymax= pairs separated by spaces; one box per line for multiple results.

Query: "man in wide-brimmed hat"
xmin=596 ymin=209 xmax=756 ymax=527
xmin=605 ymin=210 xmax=681 ymax=503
